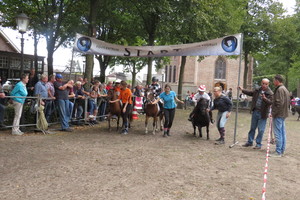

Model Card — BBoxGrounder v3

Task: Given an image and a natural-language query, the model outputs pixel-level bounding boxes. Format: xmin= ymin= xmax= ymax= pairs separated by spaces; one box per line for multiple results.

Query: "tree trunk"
xmin=147 ymin=33 xmax=155 ymax=85
xmin=47 ymin=50 xmax=54 ymax=76
xmin=177 ymin=56 xmax=187 ymax=109
xmin=85 ymin=0 xmax=99 ymax=81
xmin=33 ymin=30 xmax=38 ymax=73
xmin=85 ymin=55 xmax=94 ymax=81
xmin=243 ymin=52 xmax=249 ymax=88
xmin=147 ymin=58 xmax=153 ymax=85
xmin=46 ymin=32 xmax=55 ymax=76
xmin=97 ymin=55 xmax=110 ymax=83
xmin=132 ymin=62 xmax=136 ymax=89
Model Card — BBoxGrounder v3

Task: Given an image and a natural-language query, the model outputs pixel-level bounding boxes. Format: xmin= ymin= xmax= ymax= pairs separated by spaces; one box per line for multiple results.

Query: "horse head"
xmin=196 ymin=98 xmax=209 ymax=115
xmin=107 ymin=89 xmax=117 ymax=101
xmin=145 ymin=90 xmax=155 ymax=104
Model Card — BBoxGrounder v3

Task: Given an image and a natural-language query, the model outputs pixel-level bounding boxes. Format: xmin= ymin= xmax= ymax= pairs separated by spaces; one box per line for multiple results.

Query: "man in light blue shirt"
xmin=34 ymin=74 xmax=48 ymax=99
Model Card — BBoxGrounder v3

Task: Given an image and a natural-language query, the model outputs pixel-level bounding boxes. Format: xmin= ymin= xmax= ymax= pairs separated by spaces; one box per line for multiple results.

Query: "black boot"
xmin=163 ymin=131 xmax=167 ymax=137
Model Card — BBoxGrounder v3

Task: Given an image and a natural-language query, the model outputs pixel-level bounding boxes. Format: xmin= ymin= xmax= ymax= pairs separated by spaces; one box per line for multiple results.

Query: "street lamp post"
xmin=16 ymin=13 xmax=30 ymax=75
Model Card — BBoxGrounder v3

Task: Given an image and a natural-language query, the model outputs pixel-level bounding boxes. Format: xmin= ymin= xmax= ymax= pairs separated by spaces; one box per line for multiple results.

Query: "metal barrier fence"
xmin=0 ymin=95 xmax=109 ymax=131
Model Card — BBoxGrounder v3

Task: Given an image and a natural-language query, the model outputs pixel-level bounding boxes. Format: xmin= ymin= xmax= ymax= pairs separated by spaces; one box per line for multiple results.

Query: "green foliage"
xmin=4 ymin=105 xmax=36 ymax=125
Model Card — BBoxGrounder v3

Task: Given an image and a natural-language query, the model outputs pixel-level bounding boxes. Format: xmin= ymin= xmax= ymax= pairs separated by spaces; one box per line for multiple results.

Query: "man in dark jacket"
xmin=270 ymin=74 xmax=290 ymax=157
xmin=239 ymin=78 xmax=273 ymax=149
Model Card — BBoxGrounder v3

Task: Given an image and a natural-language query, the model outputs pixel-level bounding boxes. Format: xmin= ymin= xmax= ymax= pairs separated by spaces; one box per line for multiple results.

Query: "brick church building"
xmin=161 ymin=55 xmax=253 ymax=99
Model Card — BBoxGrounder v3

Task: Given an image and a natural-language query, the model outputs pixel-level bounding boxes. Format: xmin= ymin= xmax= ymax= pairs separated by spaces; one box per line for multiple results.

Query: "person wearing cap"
xmin=149 ymin=76 xmax=163 ymax=112
xmin=149 ymin=77 xmax=161 ymax=98
xmin=238 ymin=78 xmax=273 ymax=149
xmin=54 ymin=74 xmax=73 ymax=132
xmin=188 ymin=85 xmax=213 ymax=123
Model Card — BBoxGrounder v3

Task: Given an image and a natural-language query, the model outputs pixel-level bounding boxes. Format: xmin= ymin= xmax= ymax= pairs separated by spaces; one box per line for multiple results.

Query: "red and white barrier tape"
xmin=262 ymin=117 xmax=273 ymax=200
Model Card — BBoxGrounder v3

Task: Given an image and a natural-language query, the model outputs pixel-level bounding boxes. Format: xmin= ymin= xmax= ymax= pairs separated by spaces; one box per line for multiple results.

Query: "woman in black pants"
xmin=152 ymin=84 xmax=184 ymax=137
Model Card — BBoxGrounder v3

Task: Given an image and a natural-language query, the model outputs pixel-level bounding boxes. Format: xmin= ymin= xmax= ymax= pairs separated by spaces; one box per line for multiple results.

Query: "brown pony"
xmin=144 ymin=90 xmax=164 ymax=135
xmin=107 ymin=89 xmax=122 ymax=131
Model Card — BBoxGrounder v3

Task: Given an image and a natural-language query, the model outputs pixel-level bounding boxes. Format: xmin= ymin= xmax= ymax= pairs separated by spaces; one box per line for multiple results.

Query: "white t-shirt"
xmin=193 ymin=92 xmax=211 ymax=102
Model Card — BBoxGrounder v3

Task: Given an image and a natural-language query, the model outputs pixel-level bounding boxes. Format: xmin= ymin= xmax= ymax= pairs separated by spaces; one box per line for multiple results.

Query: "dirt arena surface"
xmin=0 ymin=109 xmax=299 ymax=200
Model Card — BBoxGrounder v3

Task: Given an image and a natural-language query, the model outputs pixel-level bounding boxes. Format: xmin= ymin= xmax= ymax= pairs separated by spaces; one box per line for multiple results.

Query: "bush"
xmin=4 ymin=104 xmax=37 ymax=125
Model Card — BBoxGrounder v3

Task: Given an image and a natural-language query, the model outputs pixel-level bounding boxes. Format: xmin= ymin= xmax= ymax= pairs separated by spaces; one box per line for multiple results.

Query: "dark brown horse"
xmin=107 ymin=89 xmax=122 ymax=131
xmin=191 ymin=98 xmax=210 ymax=139
xmin=144 ymin=91 xmax=164 ymax=135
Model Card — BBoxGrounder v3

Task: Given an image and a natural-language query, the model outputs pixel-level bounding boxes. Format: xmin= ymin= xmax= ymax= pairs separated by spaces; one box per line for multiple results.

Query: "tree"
xmin=241 ymin=0 xmax=284 ymax=88
xmin=164 ymin=0 xmax=244 ymax=100
xmin=125 ymin=0 xmax=173 ymax=85
xmin=0 ymin=0 xmax=86 ymax=75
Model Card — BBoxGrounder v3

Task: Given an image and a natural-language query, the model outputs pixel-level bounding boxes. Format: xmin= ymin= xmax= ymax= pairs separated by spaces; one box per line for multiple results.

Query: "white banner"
xmin=74 ymin=33 xmax=242 ymax=57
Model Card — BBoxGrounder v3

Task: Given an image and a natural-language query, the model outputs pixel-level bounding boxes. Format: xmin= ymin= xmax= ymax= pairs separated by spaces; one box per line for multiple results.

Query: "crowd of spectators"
xmin=0 ymin=73 xmax=160 ymax=134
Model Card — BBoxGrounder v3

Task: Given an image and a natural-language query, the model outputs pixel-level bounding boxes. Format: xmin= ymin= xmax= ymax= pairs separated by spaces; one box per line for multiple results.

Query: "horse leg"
xmin=117 ymin=115 xmax=120 ymax=131
xmin=145 ymin=115 xmax=149 ymax=134
xmin=159 ymin=113 xmax=164 ymax=131
xmin=199 ymin=126 xmax=202 ymax=138
xmin=108 ymin=114 xmax=111 ymax=132
xmin=193 ymin=124 xmax=196 ymax=137
xmin=153 ymin=116 xmax=157 ymax=135
xmin=206 ymin=125 xmax=210 ymax=140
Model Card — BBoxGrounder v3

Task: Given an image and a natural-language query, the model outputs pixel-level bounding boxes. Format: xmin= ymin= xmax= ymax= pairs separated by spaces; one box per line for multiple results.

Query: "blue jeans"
xmin=216 ymin=111 xmax=229 ymax=129
xmin=273 ymin=117 xmax=286 ymax=155
xmin=99 ymin=101 xmax=107 ymax=121
xmin=247 ymin=110 xmax=267 ymax=147
xmin=45 ymin=100 xmax=54 ymax=122
xmin=57 ymin=99 xmax=70 ymax=130
xmin=69 ymin=101 xmax=74 ymax=119
xmin=88 ymin=99 xmax=97 ymax=114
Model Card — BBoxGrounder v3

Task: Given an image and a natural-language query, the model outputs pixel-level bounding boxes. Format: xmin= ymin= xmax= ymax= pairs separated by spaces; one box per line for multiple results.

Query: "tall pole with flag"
xmin=230 ymin=33 xmax=244 ymax=148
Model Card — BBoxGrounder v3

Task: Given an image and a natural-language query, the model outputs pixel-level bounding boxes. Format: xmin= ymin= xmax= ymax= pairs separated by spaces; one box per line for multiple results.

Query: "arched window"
xmin=215 ymin=57 xmax=226 ymax=80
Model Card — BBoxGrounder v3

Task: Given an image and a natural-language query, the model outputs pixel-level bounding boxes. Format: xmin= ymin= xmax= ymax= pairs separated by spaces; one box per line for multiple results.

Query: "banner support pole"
xmin=230 ymin=33 xmax=243 ymax=148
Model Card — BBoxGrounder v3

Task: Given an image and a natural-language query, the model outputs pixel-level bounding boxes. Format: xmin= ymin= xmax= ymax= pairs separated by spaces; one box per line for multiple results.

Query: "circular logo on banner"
xmin=77 ymin=37 xmax=92 ymax=52
xmin=221 ymin=36 xmax=238 ymax=53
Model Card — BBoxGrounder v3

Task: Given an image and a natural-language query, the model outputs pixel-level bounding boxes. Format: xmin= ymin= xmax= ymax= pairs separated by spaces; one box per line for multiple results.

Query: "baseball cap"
xmin=55 ymin=74 xmax=63 ymax=79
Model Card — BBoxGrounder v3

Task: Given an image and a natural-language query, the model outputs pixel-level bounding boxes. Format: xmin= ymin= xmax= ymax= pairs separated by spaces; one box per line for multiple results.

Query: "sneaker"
xmin=215 ymin=137 xmax=223 ymax=141
xmin=215 ymin=140 xmax=225 ymax=145
xmin=12 ymin=130 xmax=24 ymax=136
xmin=268 ymin=152 xmax=282 ymax=157
xmin=242 ymin=143 xmax=253 ymax=147
xmin=121 ymin=129 xmax=128 ymax=135
xmin=211 ymin=119 xmax=215 ymax=124
xmin=253 ymin=146 xmax=261 ymax=149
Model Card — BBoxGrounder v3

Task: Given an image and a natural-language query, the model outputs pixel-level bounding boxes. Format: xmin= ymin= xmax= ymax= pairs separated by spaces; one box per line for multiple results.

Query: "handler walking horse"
xmin=107 ymin=89 xmax=122 ymax=131
xmin=144 ymin=91 xmax=164 ymax=135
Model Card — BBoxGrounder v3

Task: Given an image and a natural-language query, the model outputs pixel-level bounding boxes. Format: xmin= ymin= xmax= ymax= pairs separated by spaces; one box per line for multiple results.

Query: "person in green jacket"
xmin=10 ymin=74 xmax=29 ymax=135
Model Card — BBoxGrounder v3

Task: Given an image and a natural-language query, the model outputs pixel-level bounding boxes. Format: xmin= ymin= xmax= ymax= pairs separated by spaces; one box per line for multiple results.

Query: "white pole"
xmin=230 ymin=33 xmax=243 ymax=148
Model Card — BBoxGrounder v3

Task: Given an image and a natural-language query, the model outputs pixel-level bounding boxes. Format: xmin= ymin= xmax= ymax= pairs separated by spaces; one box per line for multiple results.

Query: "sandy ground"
xmin=0 ymin=109 xmax=299 ymax=200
